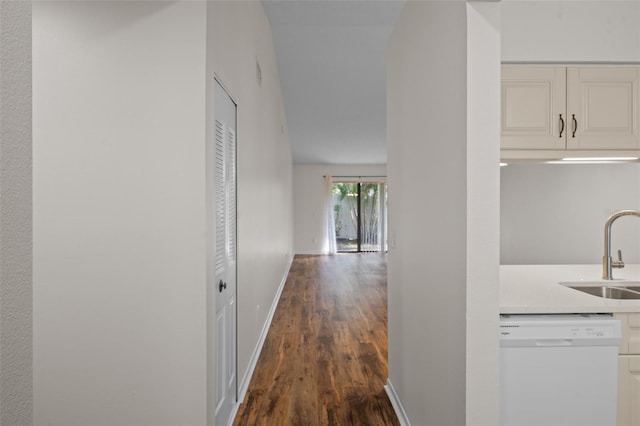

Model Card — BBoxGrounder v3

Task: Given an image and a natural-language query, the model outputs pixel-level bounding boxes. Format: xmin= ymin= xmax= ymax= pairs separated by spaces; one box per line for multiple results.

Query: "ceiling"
xmin=262 ymin=0 xmax=405 ymax=165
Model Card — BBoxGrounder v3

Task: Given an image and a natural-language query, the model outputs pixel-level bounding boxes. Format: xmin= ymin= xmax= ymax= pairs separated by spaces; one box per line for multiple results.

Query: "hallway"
xmin=234 ymin=254 xmax=399 ymax=426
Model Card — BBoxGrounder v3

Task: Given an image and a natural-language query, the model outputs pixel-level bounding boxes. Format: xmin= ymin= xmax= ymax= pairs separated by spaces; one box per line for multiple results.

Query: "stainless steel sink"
xmin=564 ymin=284 xmax=640 ymax=300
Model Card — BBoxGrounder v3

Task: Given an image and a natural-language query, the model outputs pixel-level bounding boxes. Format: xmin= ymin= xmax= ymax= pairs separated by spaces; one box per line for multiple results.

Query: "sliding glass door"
xmin=332 ymin=181 xmax=387 ymax=253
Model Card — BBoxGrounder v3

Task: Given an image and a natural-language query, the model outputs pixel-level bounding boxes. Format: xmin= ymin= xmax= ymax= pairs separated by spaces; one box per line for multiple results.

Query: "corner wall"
xmin=386 ymin=2 xmax=500 ymax=425
xmin=387 ymin=3 xmax=468 ymax=424
xmin=466 ymin=3 xmax=501 ymax=424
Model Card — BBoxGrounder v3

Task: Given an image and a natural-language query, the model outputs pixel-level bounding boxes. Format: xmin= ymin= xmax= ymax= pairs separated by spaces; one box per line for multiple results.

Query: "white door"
xmin=214 ymin=79 xmax=237 ymax=426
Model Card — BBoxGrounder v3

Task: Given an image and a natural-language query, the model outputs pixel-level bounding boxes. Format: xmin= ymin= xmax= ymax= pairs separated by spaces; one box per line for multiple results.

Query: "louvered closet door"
xmin=214 ymin=80 xmax=237 ymax=426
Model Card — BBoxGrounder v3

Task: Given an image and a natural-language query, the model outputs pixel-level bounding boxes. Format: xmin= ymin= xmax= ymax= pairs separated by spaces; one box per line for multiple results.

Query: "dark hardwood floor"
xmin=233 ymin=254 xmax=399 ymax=426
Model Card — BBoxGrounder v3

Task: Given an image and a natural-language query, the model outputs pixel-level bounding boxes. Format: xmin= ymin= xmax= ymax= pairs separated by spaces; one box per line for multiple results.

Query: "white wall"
xmin=387 ymin=2 xmax=500 ymax=425
xmin=207 ymin=0 xmax=294 ymax=412
xmin=501 ymin=1 xmax=640 ymax=267
xmin=501 ymin=164 xmax=640 ymax=265
xmin=0 ymin=1 xmax=32 ymax=424
xmin=502 ymin=1 xmax=640 ymax=62
xmin=33 ymin=2 xmax=208 ymax=424
xmin=33 ymin=1 xmax=293 ymax=425
xmin=293 ymin=164 xmax=386 ymax=254
xmin=466 ymin=3 xmax=501 ymax=425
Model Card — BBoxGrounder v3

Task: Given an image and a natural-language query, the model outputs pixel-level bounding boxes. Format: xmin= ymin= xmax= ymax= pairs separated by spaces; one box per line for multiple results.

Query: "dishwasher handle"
xmin=535 ymin=339 xmax=572 ymax=347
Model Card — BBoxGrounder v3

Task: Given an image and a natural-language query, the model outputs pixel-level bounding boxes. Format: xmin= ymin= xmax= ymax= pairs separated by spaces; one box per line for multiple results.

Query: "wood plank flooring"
xmin=233 ymin=254 xmax=399 ymax=426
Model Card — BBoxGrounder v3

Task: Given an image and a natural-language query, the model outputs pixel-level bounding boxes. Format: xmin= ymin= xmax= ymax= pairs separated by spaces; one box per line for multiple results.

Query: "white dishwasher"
xmin=500 ymin=314 xmax=621 ymax=426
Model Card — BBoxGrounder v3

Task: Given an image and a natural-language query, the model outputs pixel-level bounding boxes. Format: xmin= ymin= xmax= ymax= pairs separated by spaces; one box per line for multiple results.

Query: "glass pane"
xmin=332 ymin=183 xmax=358 ymax=252
xmin=331 ymin=181 xmax=387 ymax=253
xmin=360 ymin=183 xmax=381 ymax=252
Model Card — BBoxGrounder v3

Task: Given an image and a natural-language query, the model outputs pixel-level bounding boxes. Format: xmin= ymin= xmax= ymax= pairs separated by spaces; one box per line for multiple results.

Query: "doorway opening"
xmin=332 ymin=181 xmax=387 ymax=253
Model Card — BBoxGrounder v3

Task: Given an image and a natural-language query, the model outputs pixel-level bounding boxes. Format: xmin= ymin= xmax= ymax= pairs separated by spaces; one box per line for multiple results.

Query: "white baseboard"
xmin=227 ymin=402 xmax=240 ymax=426
xmin=237 ymin=254 xmax=294 ymax=402
xmin=385 ymin=379 xmax=411 ymax=426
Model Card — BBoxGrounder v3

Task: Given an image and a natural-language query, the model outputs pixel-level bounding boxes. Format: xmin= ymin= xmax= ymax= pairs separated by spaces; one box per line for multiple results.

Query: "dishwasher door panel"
xmin=500 ymin=314 xmax=621 ymax=426
xmin=501 ymin=345 xmax=619 ymax=426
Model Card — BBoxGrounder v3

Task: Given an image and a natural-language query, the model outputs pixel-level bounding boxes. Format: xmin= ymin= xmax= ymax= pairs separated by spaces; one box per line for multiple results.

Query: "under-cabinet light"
xmin=545 ymin=156 xmax=639 ymax=165
xmin=561 ymin=157 xmax=639 ymax=162
xmin=500 ymin=162 xmax=508 ymax=167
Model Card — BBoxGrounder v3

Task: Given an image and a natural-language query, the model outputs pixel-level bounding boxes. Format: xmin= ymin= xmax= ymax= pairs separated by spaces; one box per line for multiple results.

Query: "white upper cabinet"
xmin=567 ymin=67 xmax=639 ymax=150
xmin=502 ymin=66 xmax=566 ymax=149
xmin=501 ymin=65 xmax=640 ymax=152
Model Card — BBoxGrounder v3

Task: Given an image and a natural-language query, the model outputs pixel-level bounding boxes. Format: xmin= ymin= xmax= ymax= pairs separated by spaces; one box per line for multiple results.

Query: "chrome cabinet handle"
xmin=572 ymin=114 xmax=577 ymax=138
xmin=559 ymin=114 xmax=565 ymax=138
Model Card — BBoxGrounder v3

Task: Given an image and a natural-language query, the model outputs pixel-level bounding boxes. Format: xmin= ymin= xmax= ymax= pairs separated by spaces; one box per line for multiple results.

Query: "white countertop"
xmin=500 ymin=264 xmax=640 ymax=314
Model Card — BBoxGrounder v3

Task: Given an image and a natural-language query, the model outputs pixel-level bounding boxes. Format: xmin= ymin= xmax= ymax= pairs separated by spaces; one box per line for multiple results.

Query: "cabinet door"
xmin=618 ymin=356 xmax=640 ymax=426
xmin=501 ymin=66 xmax=566 ymax=149
xmin=567 ymin=67 xmax=640 ymax=150
xmin=630 ymin=314 xmax=640 ymax=354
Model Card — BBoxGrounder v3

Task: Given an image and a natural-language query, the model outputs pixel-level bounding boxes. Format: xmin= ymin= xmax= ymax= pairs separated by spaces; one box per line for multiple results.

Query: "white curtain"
xmin=323 ymin=175 xmax=337 ymax=254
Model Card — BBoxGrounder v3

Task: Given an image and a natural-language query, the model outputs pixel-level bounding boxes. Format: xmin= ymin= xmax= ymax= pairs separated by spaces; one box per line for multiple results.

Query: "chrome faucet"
xmin=602 ymin=210 xmax=640 ymax=280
